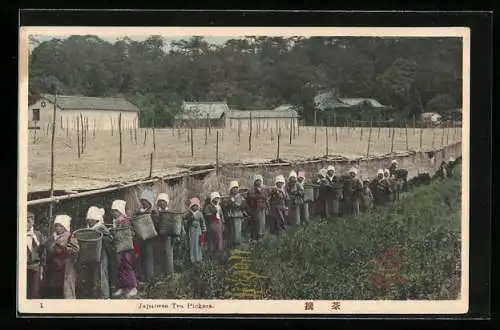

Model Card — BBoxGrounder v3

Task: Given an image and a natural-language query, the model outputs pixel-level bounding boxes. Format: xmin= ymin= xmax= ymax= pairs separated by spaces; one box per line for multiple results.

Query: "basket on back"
xmin=109 ymin=225 xmax=134 ymax=253
xmin=73 ymin=229 xmax=103 ymax=264
xmin=158 ymin=210 xmax=184 ymax=237
xmin=303 ymin=184 xmax=320 ymax=202
xmin=131 ymin=213 xmax=158 ymax=240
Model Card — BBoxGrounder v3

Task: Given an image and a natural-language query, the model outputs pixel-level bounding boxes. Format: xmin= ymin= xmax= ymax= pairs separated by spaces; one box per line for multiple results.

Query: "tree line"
xmin=29 ymin=35 xmax=462 ymax=126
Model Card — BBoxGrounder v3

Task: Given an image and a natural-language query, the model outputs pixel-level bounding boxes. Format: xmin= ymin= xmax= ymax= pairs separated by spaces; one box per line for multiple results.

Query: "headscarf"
xmin=288 ymin=170 xmax=297 ymax=179
xmin=377 ymin=169 xmax=384 ymax=178
xmin=275 ymin=175 xmax=286 ymax=184
xmin=229 ymin=180 xmax=239 ymax=190
xmin=319 ymin=168 xmax=328 ymax=177
xmin=189 ymin=197 xmax=201 ymax=209
xmin=210 ymin=191 xmax=221 ymax=203
xmin=86 ymin=206 xmax=105 ymax=229
xmin=391 ymin=159 xmax=398 ymax=165
xmin=384 ymin=169 xmax=390 ymax=177
xmin=54 ymin=214 xmax=71 ymax=232
xmin=348 ymin=167 xmax=358 ymax=177
xmin=139 ymin=188 xmax=156 ymax=211
xmin=297 ymin=171 xmax=306 ymax=179
xmin=157 ymin=193 xmax=170 ymax=204
xmin=327 ymin=165 xmax=335 ymax=173
xmin=111 ymin=200 xmax=127 ymax=217
xmin=448 ymin=157 xmax=455 ymax=163
xmin=253 ymin=174 xmax=263 ymax=182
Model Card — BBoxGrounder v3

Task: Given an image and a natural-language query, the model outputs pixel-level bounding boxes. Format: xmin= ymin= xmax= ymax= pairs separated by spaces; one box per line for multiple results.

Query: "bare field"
xmin=27 ymin=125 xmax=462 ymax=192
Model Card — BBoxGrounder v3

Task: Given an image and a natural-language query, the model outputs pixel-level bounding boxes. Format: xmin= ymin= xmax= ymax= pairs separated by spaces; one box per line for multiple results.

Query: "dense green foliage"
xmin=250 ymin=166 xmax=461 ymax=300
xmin=29 ymin=36 xmax=462 ymax=126
xmin=145 ymin=167 xmax=461 ymax=300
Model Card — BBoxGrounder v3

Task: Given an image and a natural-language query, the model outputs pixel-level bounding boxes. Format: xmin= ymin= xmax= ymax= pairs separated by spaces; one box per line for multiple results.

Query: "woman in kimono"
xmin=44 ymin=214 xmax=79 ymax=299
xmin=82 ymin=206 xmax=112 ymax=299
xmin=268 ymin=175 xmax=289 ymax=235
xmin=246 ymin=174 xmax=269 ymax=240
xmin=152 ymin=193 xmax=175 ymax=275
xmin=27 ymin=211 xmax=45 ymax=299
xmin=344 ymin=168 xmax=363 ymax=217
xmin=134 ymin=188 xmax=157 ymax=283
xmin=384 ymin=169 xmax=397 ymax=202
xmin=204 ymin=192 xmax=225 ymax=259
xmin=111 ymin=200 xmax=138 ymax=298
xmin=223 ymin=181 xmax=248 ymax=247
xmin=286 ymin=171 xmax=305 ymax=226
xmin=296 ymin=171 xmax=310 ymax=223
xmin=183 ymin=197 xmax=207 ymax=263
xmin=324 ymin=165 xmax=342 ymax=218
xmin=372 ymin=169 xmax=393 ymax=207
xmin=312 ymin=168 xmax=327 ymax=218
xmin=360 ymin=180 xmax=374 ymax=213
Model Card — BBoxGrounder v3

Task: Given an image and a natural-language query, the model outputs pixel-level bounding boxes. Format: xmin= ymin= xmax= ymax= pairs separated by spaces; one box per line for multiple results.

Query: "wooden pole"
xmin=93 ymin=118 xmax=96 ymax=138
xmin=405 ymin=122 xmax=409 ymax=151
xmin=149 ymin=152 xmax=153 ymax=178
xmin=377 ymin=126 xmax=381 ymax=139
xmin=297 ymin=118 xmax=300 ymax=137
xmin=441 ymin=125 xmax=445 ymax=148
xmin=66 ymin=118 xmax=69 ymax=138
xmin=215 ymin=131 xmax=220 ymax=176
xmin=76 ymin=116 xmax=81 ymax=159
xmin=314 ymin=111 xmax=317 ymax=144
xmin=249 ymin=112 xmax=253 ymax=151
xmin=80 ymin=113 xmax=84 ymax=154
xmin=334 ymin=112 xmax=338 ymax=142
xmin=205 ymin=118 xmax=208 ymax=145
xmin=431 ymin=130 xmax=436 ymax=149
xmin=289 ymin=116 xmax=292 ymax=145
xmin=390 ymin=127 xmax=395 ymax=153
xmin=360 ymin=126 xmax=363 ymax=141
xmin=292 ymin=117 xmax=296 ymax=140
xmin=60 ymin=115 xmax=63 ymax=129
xmin=190 ymin=127 xmax=194 ymax=157
xmin=419 ymin=127 xmax=423 ymax=150
xmin=366 ymin=122 xmax=373 ymax=157
xmin=446 ymin=124 xmax=450 ymax=146
xmin=119 ymin=112 xmax=123 ymax=164
xmin=152 ymin=117 xmax=156 ymax=153
xmin=276 ymin=127 xmax=281 ymax=160
xmin=48 ymin=90 xmax=58 ymax=223
xmin=413 ymin=115 xmax=416 ymax=135
xmin=144 ymin=129 xmax=148 ymax=146
xmin=238 ymin=121 xmax=241 ymax=143
xmin=111 ymin=118 xmax=114 ymax=136
xmin=325 ymin=127 xmax=329 ymax=156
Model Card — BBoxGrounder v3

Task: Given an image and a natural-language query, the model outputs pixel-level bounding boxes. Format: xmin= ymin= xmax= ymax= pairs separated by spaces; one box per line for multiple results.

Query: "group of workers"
xmin=26 ymin=156 xmax=458 ymax=300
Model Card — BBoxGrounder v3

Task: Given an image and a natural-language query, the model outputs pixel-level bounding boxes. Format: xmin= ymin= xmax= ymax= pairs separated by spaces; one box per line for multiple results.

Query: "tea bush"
xmin=249 ymin=166 xmax=462 ymax=300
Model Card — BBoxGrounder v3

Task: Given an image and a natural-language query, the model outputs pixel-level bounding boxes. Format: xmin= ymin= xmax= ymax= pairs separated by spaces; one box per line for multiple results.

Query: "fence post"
xmin=419 ymin=128 xmax=423 ymax=151
xmin=325 ymin=127 xmax=329 ymax=156
xmin=431 ymin=130 xmax=436 ymax=149
xmin=119 ymin=112 xmax=123 ymax=164
xmin=76 ymin=116 xmax=81 ymax=159
xmin=216 ymin=131 xmax=220 ymax=176
xmin=80 ymin=113 xmax=85 ymax=154
xmin=405 ymin=122 xmax=409 ymax=151
xmin=190 ymin=127 xmax=194 ymax=157
xmin=390 ymin=127 xmax=395 ymax=153
xmin=276 ymin=127 xmax=281 ymax=160
xmin=289 ymin=116 xmax=292 ymax=145
xmin=314 ymin=110 xmax=317 ymax=144
xmin=366 ymin=122 xmax=373 ymax=157
xmin=48 ymin=91 xmax=58 ymax=223
xmin=149 ymin=152 xmax=153 ymax=178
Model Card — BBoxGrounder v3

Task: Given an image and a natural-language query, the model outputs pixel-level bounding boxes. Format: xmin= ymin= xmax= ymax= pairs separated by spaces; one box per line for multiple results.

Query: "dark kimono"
xmin=222 ymin=193 xmax=248 ymax=247
xmin=324 ymin=175 xmax=343 ymax=217
xmin=371 ymin=178 xmax=393 ymax=206
xmin=44 ymin=231 xmax=79 ymax=299
xmin=286 ymin=181 xmax=305 ymax=226
xmin=114 ymin=215 xmax=138 ymax=291
xmin=342 ymin=177 xmax=363 ymax=217
xmin=268 ymin=187 xmax=288 ymax=234
xmin=27 ymin=230 xmax=45 ymax=299
xmin=247 ymin=186 xmax=269 ymax=240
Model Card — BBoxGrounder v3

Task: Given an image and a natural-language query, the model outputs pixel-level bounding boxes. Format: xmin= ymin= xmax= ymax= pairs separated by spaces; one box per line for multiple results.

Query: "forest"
xmin=28 ymin=35 xmax=462 ymax=126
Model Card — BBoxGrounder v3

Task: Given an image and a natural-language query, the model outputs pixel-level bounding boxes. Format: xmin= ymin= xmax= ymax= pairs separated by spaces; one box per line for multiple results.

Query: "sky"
xmin=31 ymin=35 xmax=232 ymax=51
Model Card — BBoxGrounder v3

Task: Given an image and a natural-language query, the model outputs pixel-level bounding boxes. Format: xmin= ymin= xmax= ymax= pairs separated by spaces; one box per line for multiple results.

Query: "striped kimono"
xmin=183 ymin=210 xmax=207 ymax=263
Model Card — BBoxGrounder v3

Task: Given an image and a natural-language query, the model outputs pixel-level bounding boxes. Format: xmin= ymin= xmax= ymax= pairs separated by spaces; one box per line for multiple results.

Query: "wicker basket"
xmin=110 ymin=226 xmax=134 ymax=253
xmin=158 ymin=211 xmax=184 ymax=237
xmin=73 ymin=229 xmax=103 ymax=264
xmin=131 ymin=213 xmax=158 ymax=240
xmin=303 ymin=184 xmax=318 ymax=203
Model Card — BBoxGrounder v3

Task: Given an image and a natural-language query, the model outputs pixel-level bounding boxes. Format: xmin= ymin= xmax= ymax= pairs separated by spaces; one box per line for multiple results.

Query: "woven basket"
xmin=303 ymin=184 xmax=318 ymax=202
xmin=131 ymin=213 xmax=158 ymax=240
xmin=110 ymin=226 xmax=134 ymax=253
xmin=73 ymin=229 xmax=103 ymax=264
xmin=158 ymin=211 xmax=184 ymax=237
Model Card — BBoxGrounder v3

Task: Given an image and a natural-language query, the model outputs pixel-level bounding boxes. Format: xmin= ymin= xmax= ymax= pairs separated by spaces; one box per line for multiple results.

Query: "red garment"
xmin=199 ymin=233 xmax=206 ymax=245
xmin=209 ymin=215 xmax=219 ymax=222
xmin=133 ymin=240 xmax=141 ymax=256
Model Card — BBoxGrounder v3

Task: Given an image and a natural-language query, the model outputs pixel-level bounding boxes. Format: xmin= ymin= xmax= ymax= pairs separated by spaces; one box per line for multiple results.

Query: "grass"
xmin=144 ymin=164 xmax=462 ymax=300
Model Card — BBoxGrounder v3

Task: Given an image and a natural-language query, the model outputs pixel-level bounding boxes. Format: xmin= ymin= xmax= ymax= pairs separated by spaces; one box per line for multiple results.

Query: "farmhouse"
xmin=228 ymin=104 xmax=300 ymax=131
xmin=313 ymin=91 xmax=390 ymax=124
xmin=28 ymin=94 xmax=140 ymax=131
xmin=174 ymin=101 xmax=229 ymax=128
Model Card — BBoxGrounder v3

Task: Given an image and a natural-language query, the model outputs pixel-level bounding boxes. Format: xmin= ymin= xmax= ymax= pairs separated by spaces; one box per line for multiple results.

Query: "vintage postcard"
xmin=18 ymin=26 xmax=469 ymax=315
